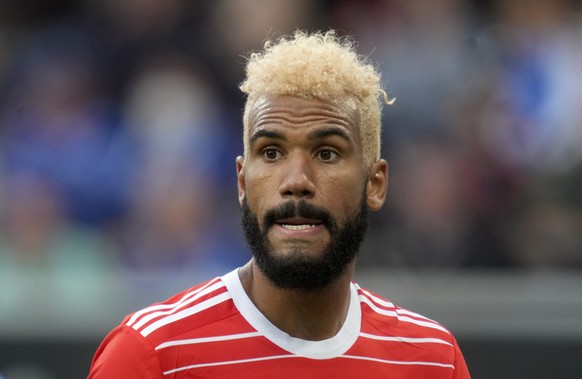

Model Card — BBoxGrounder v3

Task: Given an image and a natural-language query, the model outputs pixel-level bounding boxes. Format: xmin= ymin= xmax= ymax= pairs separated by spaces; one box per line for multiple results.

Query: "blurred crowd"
xmin=1 ymin=0 xmax=581 ymax=291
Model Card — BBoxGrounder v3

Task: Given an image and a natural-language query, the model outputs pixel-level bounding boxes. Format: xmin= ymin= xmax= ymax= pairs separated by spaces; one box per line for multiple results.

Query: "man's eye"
xmin=262 ymin=148 xmax=282 ymax=160
xmin=318 ymin=149 xmax=338 ymax=161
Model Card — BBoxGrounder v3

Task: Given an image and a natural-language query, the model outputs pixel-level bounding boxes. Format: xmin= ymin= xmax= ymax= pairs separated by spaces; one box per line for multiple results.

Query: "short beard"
xmin=240 ymin=193 xmax=369 ymax=291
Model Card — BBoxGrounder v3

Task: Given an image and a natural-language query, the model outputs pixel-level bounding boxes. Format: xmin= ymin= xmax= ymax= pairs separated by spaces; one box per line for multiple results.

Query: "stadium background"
xmin=0 ymin=0 xmax=581 ymax=377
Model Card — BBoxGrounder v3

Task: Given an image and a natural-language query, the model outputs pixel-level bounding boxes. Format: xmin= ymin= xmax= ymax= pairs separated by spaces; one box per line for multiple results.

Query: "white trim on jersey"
xmin=126 ymin=278 xmax=223 ymax=328
xmin=357 ymin=288 xmax=451 ymax=334
xmin=155 ymin=332 xmax=262 ymax=350
xmin=140 ymin=291 xmax=231 ymax=337
xmin=356 ymin=286 xmax=396 ymax=309
xmin=359 ymin=332 xmax=453 ymax=346
xmin=162 ymin=354 xmax=300 ymax=375
xmin=340 ymin=355 xmax=455 ymax=369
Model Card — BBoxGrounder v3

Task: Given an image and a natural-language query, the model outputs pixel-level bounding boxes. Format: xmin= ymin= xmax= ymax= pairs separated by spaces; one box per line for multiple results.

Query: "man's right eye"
xmin=261 ymin=148 xmax=282 ymax=161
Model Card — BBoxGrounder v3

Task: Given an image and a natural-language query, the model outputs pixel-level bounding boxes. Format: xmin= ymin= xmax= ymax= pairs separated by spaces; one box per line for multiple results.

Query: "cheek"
xmin=244 ymin=169 xmax=277 ymax=210
xmin=321 ymin=170 xmax=367 ymax=211
xmin=319 ymin=169 xmax=363 ymax=198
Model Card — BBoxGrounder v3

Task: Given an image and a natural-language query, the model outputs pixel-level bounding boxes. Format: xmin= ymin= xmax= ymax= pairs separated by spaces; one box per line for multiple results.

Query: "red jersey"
xmin=88 ymin=269 xmax=470 ymax=378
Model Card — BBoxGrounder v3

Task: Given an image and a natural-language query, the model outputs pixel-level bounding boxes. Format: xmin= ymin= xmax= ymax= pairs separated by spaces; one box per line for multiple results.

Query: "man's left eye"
xmin=318 ymin=150 xmax=338 ymax=161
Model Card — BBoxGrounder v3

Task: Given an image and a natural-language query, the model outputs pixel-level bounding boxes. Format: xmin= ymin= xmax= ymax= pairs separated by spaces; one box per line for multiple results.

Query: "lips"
xmin=263 ymin=201 xmax=332 ymax=233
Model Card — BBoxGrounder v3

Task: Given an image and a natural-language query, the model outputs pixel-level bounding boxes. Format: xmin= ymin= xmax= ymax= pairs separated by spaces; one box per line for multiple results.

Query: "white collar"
xmin=221 ymin=268 xmax=361 ymax=359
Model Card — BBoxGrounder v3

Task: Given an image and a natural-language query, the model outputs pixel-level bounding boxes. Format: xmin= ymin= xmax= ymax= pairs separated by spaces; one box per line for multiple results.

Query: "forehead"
xmin=247 ymin=94 xmax=360 ymax=137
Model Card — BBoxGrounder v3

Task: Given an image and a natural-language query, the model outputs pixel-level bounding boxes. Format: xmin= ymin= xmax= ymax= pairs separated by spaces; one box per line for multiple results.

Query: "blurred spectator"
xmin=451 ymin=91 xmax=524 ymax=267
xmin=83 ymin=0 xmax=210 ymax=99
xmin=207 ymin=0 xmax=318 ymax=106
xmin=448 ymin=0 xmax=582 ymax=267
xmin=477 ymin=0 xmax=582 ymax=174
xmin=331 ymin=0 xmax=477 ymax=145
xmin=370 ymin=139 xmax=472 ymax=267
xmin=115 ymin=55 xmax=246 ymax=275
xmin=117 ymin=165 xmax=245 ymax=275
xmin=508 ymin=200 xmax=582 ymax=268
xmin=0 ymin=22 xmax=133 ymax=226
xmin=122 ymin=56 xmax=222 ymax=179
xmin=0 ymin=173 xmax=118 ymax=319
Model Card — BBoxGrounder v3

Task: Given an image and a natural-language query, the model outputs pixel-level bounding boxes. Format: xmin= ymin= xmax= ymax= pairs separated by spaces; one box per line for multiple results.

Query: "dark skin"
xmin=236 ymin=94 xmax=388 ymax=341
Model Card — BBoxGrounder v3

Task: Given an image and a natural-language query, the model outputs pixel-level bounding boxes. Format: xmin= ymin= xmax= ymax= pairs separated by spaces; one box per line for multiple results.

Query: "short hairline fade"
xmin=239 ymin=30 xmax=385 ymax=167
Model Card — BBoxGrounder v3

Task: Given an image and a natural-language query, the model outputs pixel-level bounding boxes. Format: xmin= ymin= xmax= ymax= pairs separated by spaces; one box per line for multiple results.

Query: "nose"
xmin=278 ymin=153 xmax=316 ymax=199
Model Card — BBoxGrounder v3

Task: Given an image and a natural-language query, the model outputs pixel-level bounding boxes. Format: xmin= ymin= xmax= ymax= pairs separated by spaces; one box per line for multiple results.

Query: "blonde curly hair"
xmin=239 ymin=30 xmax=389 ymax=167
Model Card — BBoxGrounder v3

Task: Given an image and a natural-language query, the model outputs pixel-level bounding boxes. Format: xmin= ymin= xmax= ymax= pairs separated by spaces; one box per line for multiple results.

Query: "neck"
xmin=238 ymin=259 xmax=355 ymax=341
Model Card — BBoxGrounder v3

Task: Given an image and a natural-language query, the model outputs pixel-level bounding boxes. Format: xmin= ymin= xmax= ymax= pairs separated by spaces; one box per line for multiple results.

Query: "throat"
xmin=241 ymin=261 xmax=354 ymax=341
xmin=277 ymin=294 xmax=350 ymax=340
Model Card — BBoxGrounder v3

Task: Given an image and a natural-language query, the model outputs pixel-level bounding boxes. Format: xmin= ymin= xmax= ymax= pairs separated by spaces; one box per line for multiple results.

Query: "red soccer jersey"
xmin=88 ymin=269 xmax=470 ymax=378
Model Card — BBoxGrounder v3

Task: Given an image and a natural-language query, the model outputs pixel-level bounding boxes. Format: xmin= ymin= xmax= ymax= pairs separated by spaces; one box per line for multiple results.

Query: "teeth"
xmin=282 ymin=224 xmax=316 ymax=230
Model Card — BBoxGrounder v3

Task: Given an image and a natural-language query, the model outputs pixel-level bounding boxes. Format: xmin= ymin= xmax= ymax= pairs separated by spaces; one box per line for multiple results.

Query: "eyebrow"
xmin=249 ymin=129 xmax=287 ymax=147
xmin=249 ymin=126 xmax=353 ymax=147
xmin=307 ymin=126 xmax=352 ymax=143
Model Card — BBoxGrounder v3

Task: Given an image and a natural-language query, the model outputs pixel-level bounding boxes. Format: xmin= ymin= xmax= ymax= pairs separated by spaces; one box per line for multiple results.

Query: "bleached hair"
xmin=240 ymin=30 xmax=389 ymax=167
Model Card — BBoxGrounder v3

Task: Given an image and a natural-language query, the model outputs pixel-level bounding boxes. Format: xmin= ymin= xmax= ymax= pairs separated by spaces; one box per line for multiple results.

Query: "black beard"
xmin=240 ymin=193 xmax=369 ymax=291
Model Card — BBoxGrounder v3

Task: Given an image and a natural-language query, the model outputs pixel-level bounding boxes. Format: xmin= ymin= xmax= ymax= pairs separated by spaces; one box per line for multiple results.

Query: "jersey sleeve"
xmin=88 ymin=324 xmax=164 ymax=379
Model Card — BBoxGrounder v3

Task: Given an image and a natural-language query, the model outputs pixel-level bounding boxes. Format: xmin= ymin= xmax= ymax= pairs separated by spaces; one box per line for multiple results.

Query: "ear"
xmin=366 ymin=159 xmax=388 ymax=211
xmin=236 ymin=156 xmax=246 ymax=205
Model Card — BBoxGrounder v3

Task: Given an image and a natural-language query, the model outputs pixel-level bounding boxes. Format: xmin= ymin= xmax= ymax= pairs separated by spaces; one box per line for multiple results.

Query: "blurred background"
xmin=0 ymin=0 xmax=581 ymax=378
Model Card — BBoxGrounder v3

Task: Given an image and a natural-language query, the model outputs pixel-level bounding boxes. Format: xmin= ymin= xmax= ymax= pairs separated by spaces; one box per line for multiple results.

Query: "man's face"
xmin=237 ymin=95 xmax=386 ymax=290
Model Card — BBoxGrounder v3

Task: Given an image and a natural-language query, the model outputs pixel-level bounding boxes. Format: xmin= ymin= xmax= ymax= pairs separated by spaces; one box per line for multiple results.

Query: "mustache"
xmin=263 ymin=201 xmax=334 ymax=229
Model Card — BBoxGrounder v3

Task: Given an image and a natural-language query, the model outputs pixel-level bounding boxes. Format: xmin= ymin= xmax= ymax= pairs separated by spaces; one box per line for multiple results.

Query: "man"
xmin=88 ymin=30 xmax=470 ymax=378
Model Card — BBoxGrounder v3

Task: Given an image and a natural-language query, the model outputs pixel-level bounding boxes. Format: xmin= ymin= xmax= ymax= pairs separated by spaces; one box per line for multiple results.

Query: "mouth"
xmin=275 ymin=217 xmax=323 ymax=231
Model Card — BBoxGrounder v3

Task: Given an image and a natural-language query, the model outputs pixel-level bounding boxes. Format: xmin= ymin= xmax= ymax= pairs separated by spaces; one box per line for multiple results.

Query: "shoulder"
xmin=355 ymin=284 xmax=456 ymax=344
xmin=123 ymin=276 xmax=235 ymax=344
xmin=89 ymin=323 xmax=164 ymax=378
xmin=89 ymin=275 xmax=250 ymax=377
xmin=353 ymin=284 xmax=472 ymax=376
